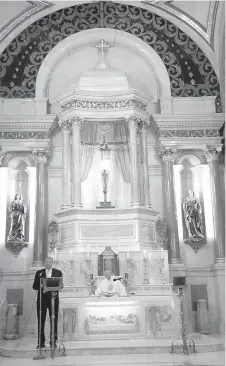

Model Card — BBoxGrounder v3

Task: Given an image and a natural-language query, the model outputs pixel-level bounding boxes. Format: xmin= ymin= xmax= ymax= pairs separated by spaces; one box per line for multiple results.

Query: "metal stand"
xmin=171 ymin=285 xmax=196 ymax=355
xmin=33 ymin=277 xmax=47 ymax=360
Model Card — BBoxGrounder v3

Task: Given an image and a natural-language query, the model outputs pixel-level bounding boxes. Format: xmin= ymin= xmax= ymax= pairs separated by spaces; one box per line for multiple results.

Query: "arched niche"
xmin=176 ymin=153 xmax=207 ymax=243
xmin=2 ymin=154 xmax=36 ymax=246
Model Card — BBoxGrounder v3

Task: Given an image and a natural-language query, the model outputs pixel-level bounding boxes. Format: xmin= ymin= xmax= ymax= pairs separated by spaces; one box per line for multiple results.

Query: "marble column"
xmin=203 ymin=146 xmax=225 ymax=260
xmin=139 ymin=120 xmax=151 ymax=208
xmin=158 ymin=146 xmax=181 ymax=263
xmin=127 ymin=115 xmax=141 ymax=207
xmin=32 ymin=148 xmax=50 ymax=266
xmin=60 ymin=120 xmax=71 ymax=209
xmin=71 ymin=117 xmax=82 ymax=208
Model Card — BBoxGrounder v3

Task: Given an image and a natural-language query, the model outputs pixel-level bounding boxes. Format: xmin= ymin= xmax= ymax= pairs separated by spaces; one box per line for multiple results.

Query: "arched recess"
xmin=0 ymin=1 xmax=221 ymax=111
xmin=35 ymin=28 xmax=171 ymax=100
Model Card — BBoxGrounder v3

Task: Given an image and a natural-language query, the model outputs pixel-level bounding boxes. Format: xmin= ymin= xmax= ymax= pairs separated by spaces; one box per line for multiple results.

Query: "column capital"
xmin=70 ymin=116 xmax=83 ymax=130
xmin=0 ymin=148 xmax=6 ymax=166
xmin=59 ymin=119 xmax=72 ymax=132
xmin=126 ymin=114 xmax=141 ymax=129
xmin=32 ymin=147 xmax=51 ymax=163
xmin=203 ymin=145 xmax=222 ymax=162
xmin=157 ymin=146 xmax=178 ymax=162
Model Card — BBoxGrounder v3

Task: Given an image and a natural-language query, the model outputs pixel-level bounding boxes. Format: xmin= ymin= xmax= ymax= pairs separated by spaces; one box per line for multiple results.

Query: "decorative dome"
xmin=76 ymin=64 xmax=131 ymax=93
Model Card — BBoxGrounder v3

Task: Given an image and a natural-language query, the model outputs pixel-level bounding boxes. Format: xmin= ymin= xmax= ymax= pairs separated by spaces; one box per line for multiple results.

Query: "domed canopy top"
xmin=75 ymin=64 xmax=142 ymax=93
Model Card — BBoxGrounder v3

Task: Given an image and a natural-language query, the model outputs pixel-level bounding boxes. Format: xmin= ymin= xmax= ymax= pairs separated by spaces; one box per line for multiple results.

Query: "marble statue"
xmin=183 ymin=189 xmax=204 ymax=239
xmin=7 ymin=193 xmax=26 ymax=242
xmin=95 ymin=271 xmax=127 ymax=297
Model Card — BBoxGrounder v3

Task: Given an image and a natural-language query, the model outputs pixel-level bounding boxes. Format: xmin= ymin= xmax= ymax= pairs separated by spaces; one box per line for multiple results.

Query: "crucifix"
xmin=95 ymin=39 xmax=110 ymax=68
xmin=81 ymin=123 xmax=128 ymax=209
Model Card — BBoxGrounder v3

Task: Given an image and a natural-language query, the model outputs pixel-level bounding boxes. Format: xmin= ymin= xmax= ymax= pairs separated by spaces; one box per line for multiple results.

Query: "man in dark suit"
xmin=32 ymin=256 xmax=63 ymax=348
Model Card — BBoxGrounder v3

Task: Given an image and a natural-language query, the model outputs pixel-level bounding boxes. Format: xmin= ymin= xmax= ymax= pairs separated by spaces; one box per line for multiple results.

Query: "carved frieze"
xmin=0 ymin=131 xmax=49 ymax=139
xmin=159 ymin=129 xmax=220 ymax=138
xmin=61 ymin=98 xmax=147 ymax=112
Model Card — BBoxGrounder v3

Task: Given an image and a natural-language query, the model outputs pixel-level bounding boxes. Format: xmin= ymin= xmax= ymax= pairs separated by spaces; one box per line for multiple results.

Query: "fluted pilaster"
xmin=158 ymin=146 xmax=181 ymax=263
xmin=203 ymin=146 xmax=225 ymax=261
xmin=138 ymin=120 xmax=151 ymax=208
xmin=127 ymin=115 xmax=141 ymax=207
xmin=71 ymin=116 xmax=82 ymax=208
xmin=32 ymin=147 xmax=51 ymax=265
xmin=60 ymin=120 xmax=71 ymax=209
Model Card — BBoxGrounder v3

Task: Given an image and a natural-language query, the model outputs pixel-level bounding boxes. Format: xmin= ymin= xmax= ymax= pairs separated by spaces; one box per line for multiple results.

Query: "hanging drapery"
xmin=81 ymin=123 xmax=97 ymax=182
xmin=113 ymin=122 xmax=131 ymax=183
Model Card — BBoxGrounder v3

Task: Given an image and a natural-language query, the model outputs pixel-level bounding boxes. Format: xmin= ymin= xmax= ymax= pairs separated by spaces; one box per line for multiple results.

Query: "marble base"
xmin=96 ymin=201 xmax=115 ymax=208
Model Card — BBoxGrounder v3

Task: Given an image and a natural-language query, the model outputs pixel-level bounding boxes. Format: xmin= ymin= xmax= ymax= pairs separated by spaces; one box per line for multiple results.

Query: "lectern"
xmin=33 ymin=277 xmax=64 ymax=360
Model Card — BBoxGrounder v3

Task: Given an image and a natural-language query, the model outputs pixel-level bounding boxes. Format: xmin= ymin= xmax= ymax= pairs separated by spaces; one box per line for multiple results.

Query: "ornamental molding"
xmin=202 ymin=145 xmax=222 ymax=162
xmin=0 ymin=1 xmax=53 ymax=44
xmin=157 ymin=146 xmax=178 ymax=161
xmin=159 ymin=130 xmax=220 ymax=138
xmin=32 ymin=147 xmax=51 ymax=163
xmin=60 ymin=98 xmax=148 ymax=113
xmin=0 ymin=131 xmax=49 ymax=139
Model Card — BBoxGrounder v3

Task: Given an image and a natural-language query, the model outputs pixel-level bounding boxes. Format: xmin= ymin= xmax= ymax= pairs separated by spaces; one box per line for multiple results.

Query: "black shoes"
xmin=36 ymin=344 xmax=46 ymax=349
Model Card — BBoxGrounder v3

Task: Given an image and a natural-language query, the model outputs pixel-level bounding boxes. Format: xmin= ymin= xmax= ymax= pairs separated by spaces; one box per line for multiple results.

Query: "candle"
xmin=86 ymin=252 xmax=90 ymax=260
xmin=54 ymin=248 xmax=57 ymax=261
xmin=143 ymin=250 xmax=148 ymax=259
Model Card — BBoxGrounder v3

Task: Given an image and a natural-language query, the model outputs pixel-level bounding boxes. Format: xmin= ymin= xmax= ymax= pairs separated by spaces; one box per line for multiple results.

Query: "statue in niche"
xmin=183 ymin=189 xmax=204 ymax=239
xmin=7 ymin=192 xmax=26 ymax=242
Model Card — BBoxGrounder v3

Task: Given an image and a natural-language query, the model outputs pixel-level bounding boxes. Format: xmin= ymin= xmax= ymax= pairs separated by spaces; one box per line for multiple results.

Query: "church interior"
xmin=0 ymin=1 xmax=225 ymax=365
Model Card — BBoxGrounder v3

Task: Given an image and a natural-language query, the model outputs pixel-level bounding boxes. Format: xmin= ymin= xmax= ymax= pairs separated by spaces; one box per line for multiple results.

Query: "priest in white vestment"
xmin=95 ymin=271 xmax=127 ymax=297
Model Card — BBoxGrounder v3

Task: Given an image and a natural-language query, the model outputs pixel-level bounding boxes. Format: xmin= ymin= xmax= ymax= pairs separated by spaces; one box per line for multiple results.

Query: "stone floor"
xmin=0 ymin=333 xmax=224 ymax=366
xmin=0 ymin=351 xmax=225 ymax=366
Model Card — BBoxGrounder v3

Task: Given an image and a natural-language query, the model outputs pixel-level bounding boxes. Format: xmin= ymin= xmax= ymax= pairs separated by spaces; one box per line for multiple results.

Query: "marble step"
xmin=0 ymin=334 xmax=224 ymax=359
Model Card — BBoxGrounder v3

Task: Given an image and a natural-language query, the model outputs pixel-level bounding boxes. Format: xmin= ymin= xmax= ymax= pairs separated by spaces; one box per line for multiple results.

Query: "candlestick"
xmin=54 ymin=248 xmax=57 ymax=262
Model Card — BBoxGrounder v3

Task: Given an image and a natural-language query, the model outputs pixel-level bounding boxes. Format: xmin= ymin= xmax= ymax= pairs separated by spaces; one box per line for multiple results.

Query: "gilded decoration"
xmin=0 ymin=2 xmax=221 ymax=112
xmin=48 ymin=219 xmax=59 ymax=251
xmin=155 ymin=218 xmax=168 ymax=249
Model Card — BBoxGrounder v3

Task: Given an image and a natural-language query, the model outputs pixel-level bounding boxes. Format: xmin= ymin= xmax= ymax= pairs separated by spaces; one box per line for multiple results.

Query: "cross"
xmin=96 ymin=39 xmax=109 ymax=68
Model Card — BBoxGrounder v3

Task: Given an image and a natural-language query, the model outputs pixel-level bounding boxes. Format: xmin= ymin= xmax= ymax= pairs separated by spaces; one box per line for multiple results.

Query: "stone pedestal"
xmin=4 ymin=304 xmax=19 ymax=340
xmin=196 ymin=299 xmax=209 ymax=334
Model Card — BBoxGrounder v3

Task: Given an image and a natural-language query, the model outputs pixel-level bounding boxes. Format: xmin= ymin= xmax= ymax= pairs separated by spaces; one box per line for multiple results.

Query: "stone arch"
xmin=176 ymin=152 xmax=205 ymax=166
xmin=0 ymin=1 xmax=221 ymax=111
xmin=35 ymin=28 xmax=170 ymax=100
xmin=6 ymin=154 xmax=33 ymax=168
